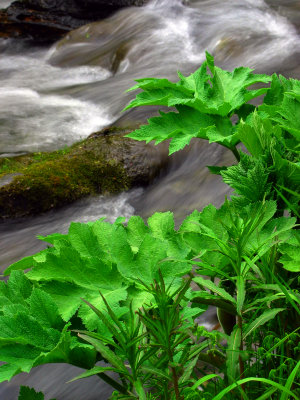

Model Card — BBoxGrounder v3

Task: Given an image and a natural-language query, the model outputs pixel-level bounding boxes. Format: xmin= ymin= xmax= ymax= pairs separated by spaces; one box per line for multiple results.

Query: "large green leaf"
xmin=0 ymin=363 xmax=21 ymax=382
xmin=272 ymin=147 xmax=300 ymax=187
xmin=126 ymin=215 xmax=149 ymax=253
xmin=39 ymin=280 xmax=127 ymax=334
xmin=263 ymin=74 xmax=285 ymax=106
xmin=148 ymin=211 xmax=175 ymax=240
xmin=125 ymin=53 xmax=270 ymax=154
xmin=262 ymin=74 xmax=299 ymax=108
xmin=273 ymin=96 xmax=300 ymax=140
xmin=0 ymin=272 xmax=96 ymax=383
xmin=4 ymin=215 xmax=191 ymax=333
xmin=182 ymin=201 xmax=294 ymax=275
xmin=261 ymin=74 xmax=300 ymax=143
xmin=125 ymin=52 xmax=270 ymax=117
xmin=245 ymin=215 xmax=296 ymax=258
xmin=29 ymin=288 xmax=62 ymax=329
xmin=126 ymin=106 xmax=230 ymax=155
xmin=236 ymin=111 xmax=280 ymax=158
xmin=0 ymin=270 xmax=32 ymax=309
xmin=278 ymin=242 xmax=300 ymax=272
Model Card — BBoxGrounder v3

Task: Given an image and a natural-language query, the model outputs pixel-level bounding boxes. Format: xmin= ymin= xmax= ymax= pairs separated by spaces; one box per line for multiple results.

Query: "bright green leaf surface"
xmin=0 ymin=272 xmax=96 ymax=383
xmin=5 ymin=215 xmax=191 ymax=334
xmin=125 ymin=53 xmax=270 ymax=154
xmin=278 ymin=243 xmax=300 ymax=272
xmin=126 ymin=106 xmax=222 ymax=155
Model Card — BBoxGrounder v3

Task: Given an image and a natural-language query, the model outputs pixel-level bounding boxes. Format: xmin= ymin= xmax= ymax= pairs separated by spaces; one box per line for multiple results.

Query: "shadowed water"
xmin=0 ymin=0 xmax=299 ymax=398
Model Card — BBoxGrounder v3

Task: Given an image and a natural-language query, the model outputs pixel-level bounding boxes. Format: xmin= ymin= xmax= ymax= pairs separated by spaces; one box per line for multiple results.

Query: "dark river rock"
xmin=0 ymin=0 xmax=148 ymax=42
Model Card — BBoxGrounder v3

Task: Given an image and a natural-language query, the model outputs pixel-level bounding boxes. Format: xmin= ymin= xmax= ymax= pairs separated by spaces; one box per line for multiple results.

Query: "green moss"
xmin=0 ymin=157 xmax=28 ymax=177
xmin=0 ymin=127 xmax=133 ymax=218
xmin=0 ymin=146 xmax=72 ymax=178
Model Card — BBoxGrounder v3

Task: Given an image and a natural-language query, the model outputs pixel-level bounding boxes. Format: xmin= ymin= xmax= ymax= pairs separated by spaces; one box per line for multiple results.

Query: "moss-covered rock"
xmin=0 ymin=127 xmax=168 ymax=219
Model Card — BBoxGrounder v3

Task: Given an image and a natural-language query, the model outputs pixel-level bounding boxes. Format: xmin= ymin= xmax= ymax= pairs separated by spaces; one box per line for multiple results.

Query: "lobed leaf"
xmin=126 ymin=106 xmax=227 ymax=155
xmin=278 ymin=242 xmax=300 ymax=272
xmin=18 ymin=386 xmax=55 ymax=400
xmin=125 ymin=53 xmax=270 ymax=154
xmin=4 ymin=215 xmax=192 ymax=334
xmin=0 ymin=272 xmax=96 ymax=383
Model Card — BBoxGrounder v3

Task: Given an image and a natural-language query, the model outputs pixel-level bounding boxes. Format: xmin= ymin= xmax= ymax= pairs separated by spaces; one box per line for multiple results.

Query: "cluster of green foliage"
xmin=1 ymin=53 xmax=299 ymax=399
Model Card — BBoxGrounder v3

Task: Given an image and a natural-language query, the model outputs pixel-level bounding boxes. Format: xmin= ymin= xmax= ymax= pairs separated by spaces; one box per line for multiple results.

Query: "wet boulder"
xmin=48 ymin=8 xmax=157 ymax=72
xmin=0 ymin=127 xmax=168 ymax=219
xmin=0 ymin=0 xmax=148 ymax=43
xmin=19 ymin=0 xmax=147 ymax=11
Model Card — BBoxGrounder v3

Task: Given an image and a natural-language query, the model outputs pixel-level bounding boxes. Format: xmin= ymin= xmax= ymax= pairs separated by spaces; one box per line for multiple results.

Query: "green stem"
xmin=231 ymin=146 xmax=240 ymax=162
xmin=171 ymin=366 xmax=181 ymax=400
xmin=97 ymin=372 xmax=128 ymax=395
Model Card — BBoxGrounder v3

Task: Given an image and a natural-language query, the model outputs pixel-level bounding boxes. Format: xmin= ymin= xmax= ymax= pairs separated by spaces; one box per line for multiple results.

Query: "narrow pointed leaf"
xmin=68 ymin=366 xmax=124 ymax=383
xmin=243 ymin=308 xmax=285 ymax=339
xmin=280 ymin=360 xmax=300 ymax=400
xmin=78 ymin=333 xmax=127 ymax=373
xmin=193 ymin=277 xmax=236 ymax=304
xmin=212 ymin=377 xmax=298 ymax=400
xmin=140 ymin=366 xmax=170 ymax=380
xmin=226 ymin=326 xmax=241 ymax=383
xmin=191 ymin=374 xmax=221 ymax=390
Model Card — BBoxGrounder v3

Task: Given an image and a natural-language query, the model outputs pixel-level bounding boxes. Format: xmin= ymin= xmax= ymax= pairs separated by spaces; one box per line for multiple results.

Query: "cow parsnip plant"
xmin=1 ymin=53 xmax=299 ymax=400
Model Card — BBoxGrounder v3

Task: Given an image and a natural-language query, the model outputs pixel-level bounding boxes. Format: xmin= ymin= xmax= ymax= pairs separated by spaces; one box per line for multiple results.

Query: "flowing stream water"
xmin=0 ymin=0 xmax=299 ymax=398
xmin=1 ymin=1 xmax=12 ymax=8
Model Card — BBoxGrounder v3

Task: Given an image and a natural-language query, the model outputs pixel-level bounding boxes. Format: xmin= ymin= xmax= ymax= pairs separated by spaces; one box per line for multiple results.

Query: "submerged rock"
xmin=0 ymin=127 xmax=168 ymax=219
xmin=0 ymin=0 xmax=148 ymax=43
xmin=48 ymin=8 xmax=158 ymax=72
